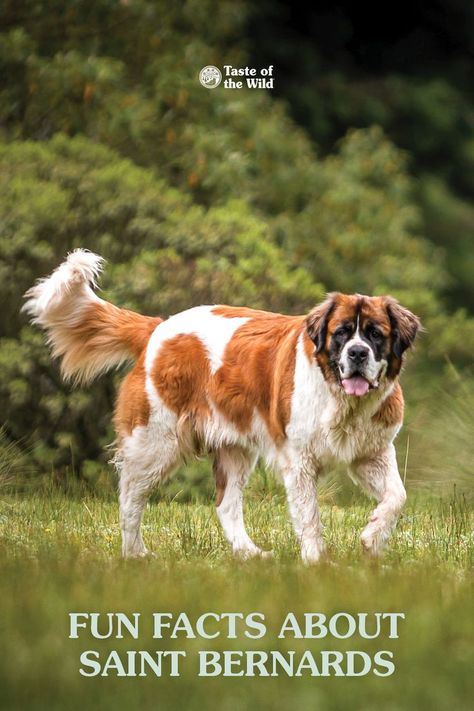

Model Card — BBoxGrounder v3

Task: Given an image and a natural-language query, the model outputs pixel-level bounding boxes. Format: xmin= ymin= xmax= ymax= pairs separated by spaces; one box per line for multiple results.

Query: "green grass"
xmin=0 ymin=490 xmax=472 ymax=710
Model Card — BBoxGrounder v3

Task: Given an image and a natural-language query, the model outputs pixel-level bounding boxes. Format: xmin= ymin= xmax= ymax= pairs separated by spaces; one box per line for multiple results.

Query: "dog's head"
xmin=306 ymin=293 xmax=420 ymax=397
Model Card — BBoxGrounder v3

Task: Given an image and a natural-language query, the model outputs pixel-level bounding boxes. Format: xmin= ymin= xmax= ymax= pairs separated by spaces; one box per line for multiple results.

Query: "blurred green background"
xmin=0 ymin=0 xmax=473 ymax=497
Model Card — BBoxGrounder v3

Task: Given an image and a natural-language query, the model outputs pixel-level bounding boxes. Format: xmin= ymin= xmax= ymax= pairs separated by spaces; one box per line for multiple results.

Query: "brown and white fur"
xmin=24 ymin=250 xmax=421 ymax=562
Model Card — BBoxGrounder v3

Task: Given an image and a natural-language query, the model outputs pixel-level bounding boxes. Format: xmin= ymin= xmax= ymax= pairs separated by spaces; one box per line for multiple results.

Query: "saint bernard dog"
xmin=24 ymin=250 xmax=421 ymax=562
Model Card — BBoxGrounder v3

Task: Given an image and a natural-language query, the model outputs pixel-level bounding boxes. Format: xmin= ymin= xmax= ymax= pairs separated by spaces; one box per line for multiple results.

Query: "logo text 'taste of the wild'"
xmin=199 ymin=65 xmax=274 ymax=89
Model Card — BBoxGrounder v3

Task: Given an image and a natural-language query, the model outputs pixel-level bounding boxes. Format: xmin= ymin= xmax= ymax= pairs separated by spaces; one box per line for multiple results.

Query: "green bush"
xmin=0 ymin=135 xmax=322 ymax=473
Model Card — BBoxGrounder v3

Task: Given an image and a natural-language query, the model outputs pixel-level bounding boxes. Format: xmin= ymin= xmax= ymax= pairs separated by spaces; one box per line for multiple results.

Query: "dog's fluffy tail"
xmin=23 ymin=250 xmax=162 ymax=384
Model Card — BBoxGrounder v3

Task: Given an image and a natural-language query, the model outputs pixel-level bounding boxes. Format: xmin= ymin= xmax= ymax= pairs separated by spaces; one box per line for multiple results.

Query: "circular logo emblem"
xmin=199 ymin=65 xmax=222 ymax=89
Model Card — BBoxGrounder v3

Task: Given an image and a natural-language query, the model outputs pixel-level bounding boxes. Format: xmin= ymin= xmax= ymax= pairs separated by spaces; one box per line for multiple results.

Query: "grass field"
xmin=0 ymin=487 xmax=472 ymax=710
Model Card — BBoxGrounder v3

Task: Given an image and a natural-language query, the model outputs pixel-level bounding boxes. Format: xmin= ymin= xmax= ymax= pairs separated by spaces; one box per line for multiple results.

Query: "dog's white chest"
xmin=320 ymin=411 xmax=376 ymax=463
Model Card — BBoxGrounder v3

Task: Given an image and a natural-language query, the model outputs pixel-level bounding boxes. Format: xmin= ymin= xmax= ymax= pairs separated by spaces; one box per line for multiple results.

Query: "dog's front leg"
xmin=281 ymin=457 xmax=325 ymax=564
xmin=350 ymin=443 xmax=407 ymax=556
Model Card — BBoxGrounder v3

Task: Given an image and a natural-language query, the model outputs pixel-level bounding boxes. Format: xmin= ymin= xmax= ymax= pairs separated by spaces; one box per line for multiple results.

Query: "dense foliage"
xmin=0 ymin=1 xmax=472 ymax=486
xmin=249 ymin=1 xmax=474 ymax=312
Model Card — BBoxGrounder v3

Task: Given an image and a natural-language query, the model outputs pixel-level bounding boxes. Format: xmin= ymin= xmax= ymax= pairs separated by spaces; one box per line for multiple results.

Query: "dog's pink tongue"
xmin=342 ymin=376 xmax=370 ymax=396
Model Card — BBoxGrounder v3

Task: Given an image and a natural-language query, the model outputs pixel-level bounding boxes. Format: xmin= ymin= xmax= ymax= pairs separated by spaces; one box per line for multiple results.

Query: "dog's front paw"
xmin=361 ymin=530 xmax=378 ymax=556
xmin=361 ymin=524 xmax=389 ymax=557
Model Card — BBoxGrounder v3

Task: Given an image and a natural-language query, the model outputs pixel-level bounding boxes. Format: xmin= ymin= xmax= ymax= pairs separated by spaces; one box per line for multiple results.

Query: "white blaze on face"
xmin=338 ymin=318 xmax=381 ymax=396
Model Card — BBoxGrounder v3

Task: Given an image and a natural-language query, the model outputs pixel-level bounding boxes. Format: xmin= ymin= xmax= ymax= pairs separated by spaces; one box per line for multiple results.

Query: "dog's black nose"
xmin=348 ymin=345 xmax=369 ymax=362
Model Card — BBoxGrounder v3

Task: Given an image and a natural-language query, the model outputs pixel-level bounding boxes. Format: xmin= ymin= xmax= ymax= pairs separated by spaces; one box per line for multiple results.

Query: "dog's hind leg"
xmin=214 ymin=447 xmax=267 ymax=559
xmin=116 ymin=424 xmax=180 ymax=558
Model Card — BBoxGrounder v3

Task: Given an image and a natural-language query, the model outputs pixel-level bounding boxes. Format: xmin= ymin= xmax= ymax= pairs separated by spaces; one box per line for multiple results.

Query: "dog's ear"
xmin=306 ymin=293 xmax=338 ymax=353
xmin=384 ymin=297 xmax=421 ymax=358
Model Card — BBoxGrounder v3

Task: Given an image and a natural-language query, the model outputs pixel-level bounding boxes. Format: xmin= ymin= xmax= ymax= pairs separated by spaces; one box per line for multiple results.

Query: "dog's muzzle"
xmin=338 ymin=344 xmax=379 ymax=396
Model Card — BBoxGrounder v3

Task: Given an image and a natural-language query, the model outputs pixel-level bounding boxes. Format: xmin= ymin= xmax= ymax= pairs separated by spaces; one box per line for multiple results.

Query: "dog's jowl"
xmin=24 ymin=250 xmax=420 ymax=562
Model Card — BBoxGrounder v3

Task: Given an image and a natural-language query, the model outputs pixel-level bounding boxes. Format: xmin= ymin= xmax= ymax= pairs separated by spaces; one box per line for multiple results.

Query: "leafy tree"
xmin=248 ymin=1 xmax=474 ymax=311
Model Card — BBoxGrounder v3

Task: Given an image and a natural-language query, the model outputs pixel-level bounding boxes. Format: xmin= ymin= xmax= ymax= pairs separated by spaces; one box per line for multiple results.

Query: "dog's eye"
xmin=367 ymin=326 xmax=383 ymax=340
xmin=333 ymin=325 xmax=352 ymax=338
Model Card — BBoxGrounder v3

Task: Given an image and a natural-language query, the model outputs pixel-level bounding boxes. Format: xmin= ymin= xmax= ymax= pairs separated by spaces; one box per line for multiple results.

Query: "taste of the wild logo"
xmin=199 ymin=64 xmax=274 ymax=89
